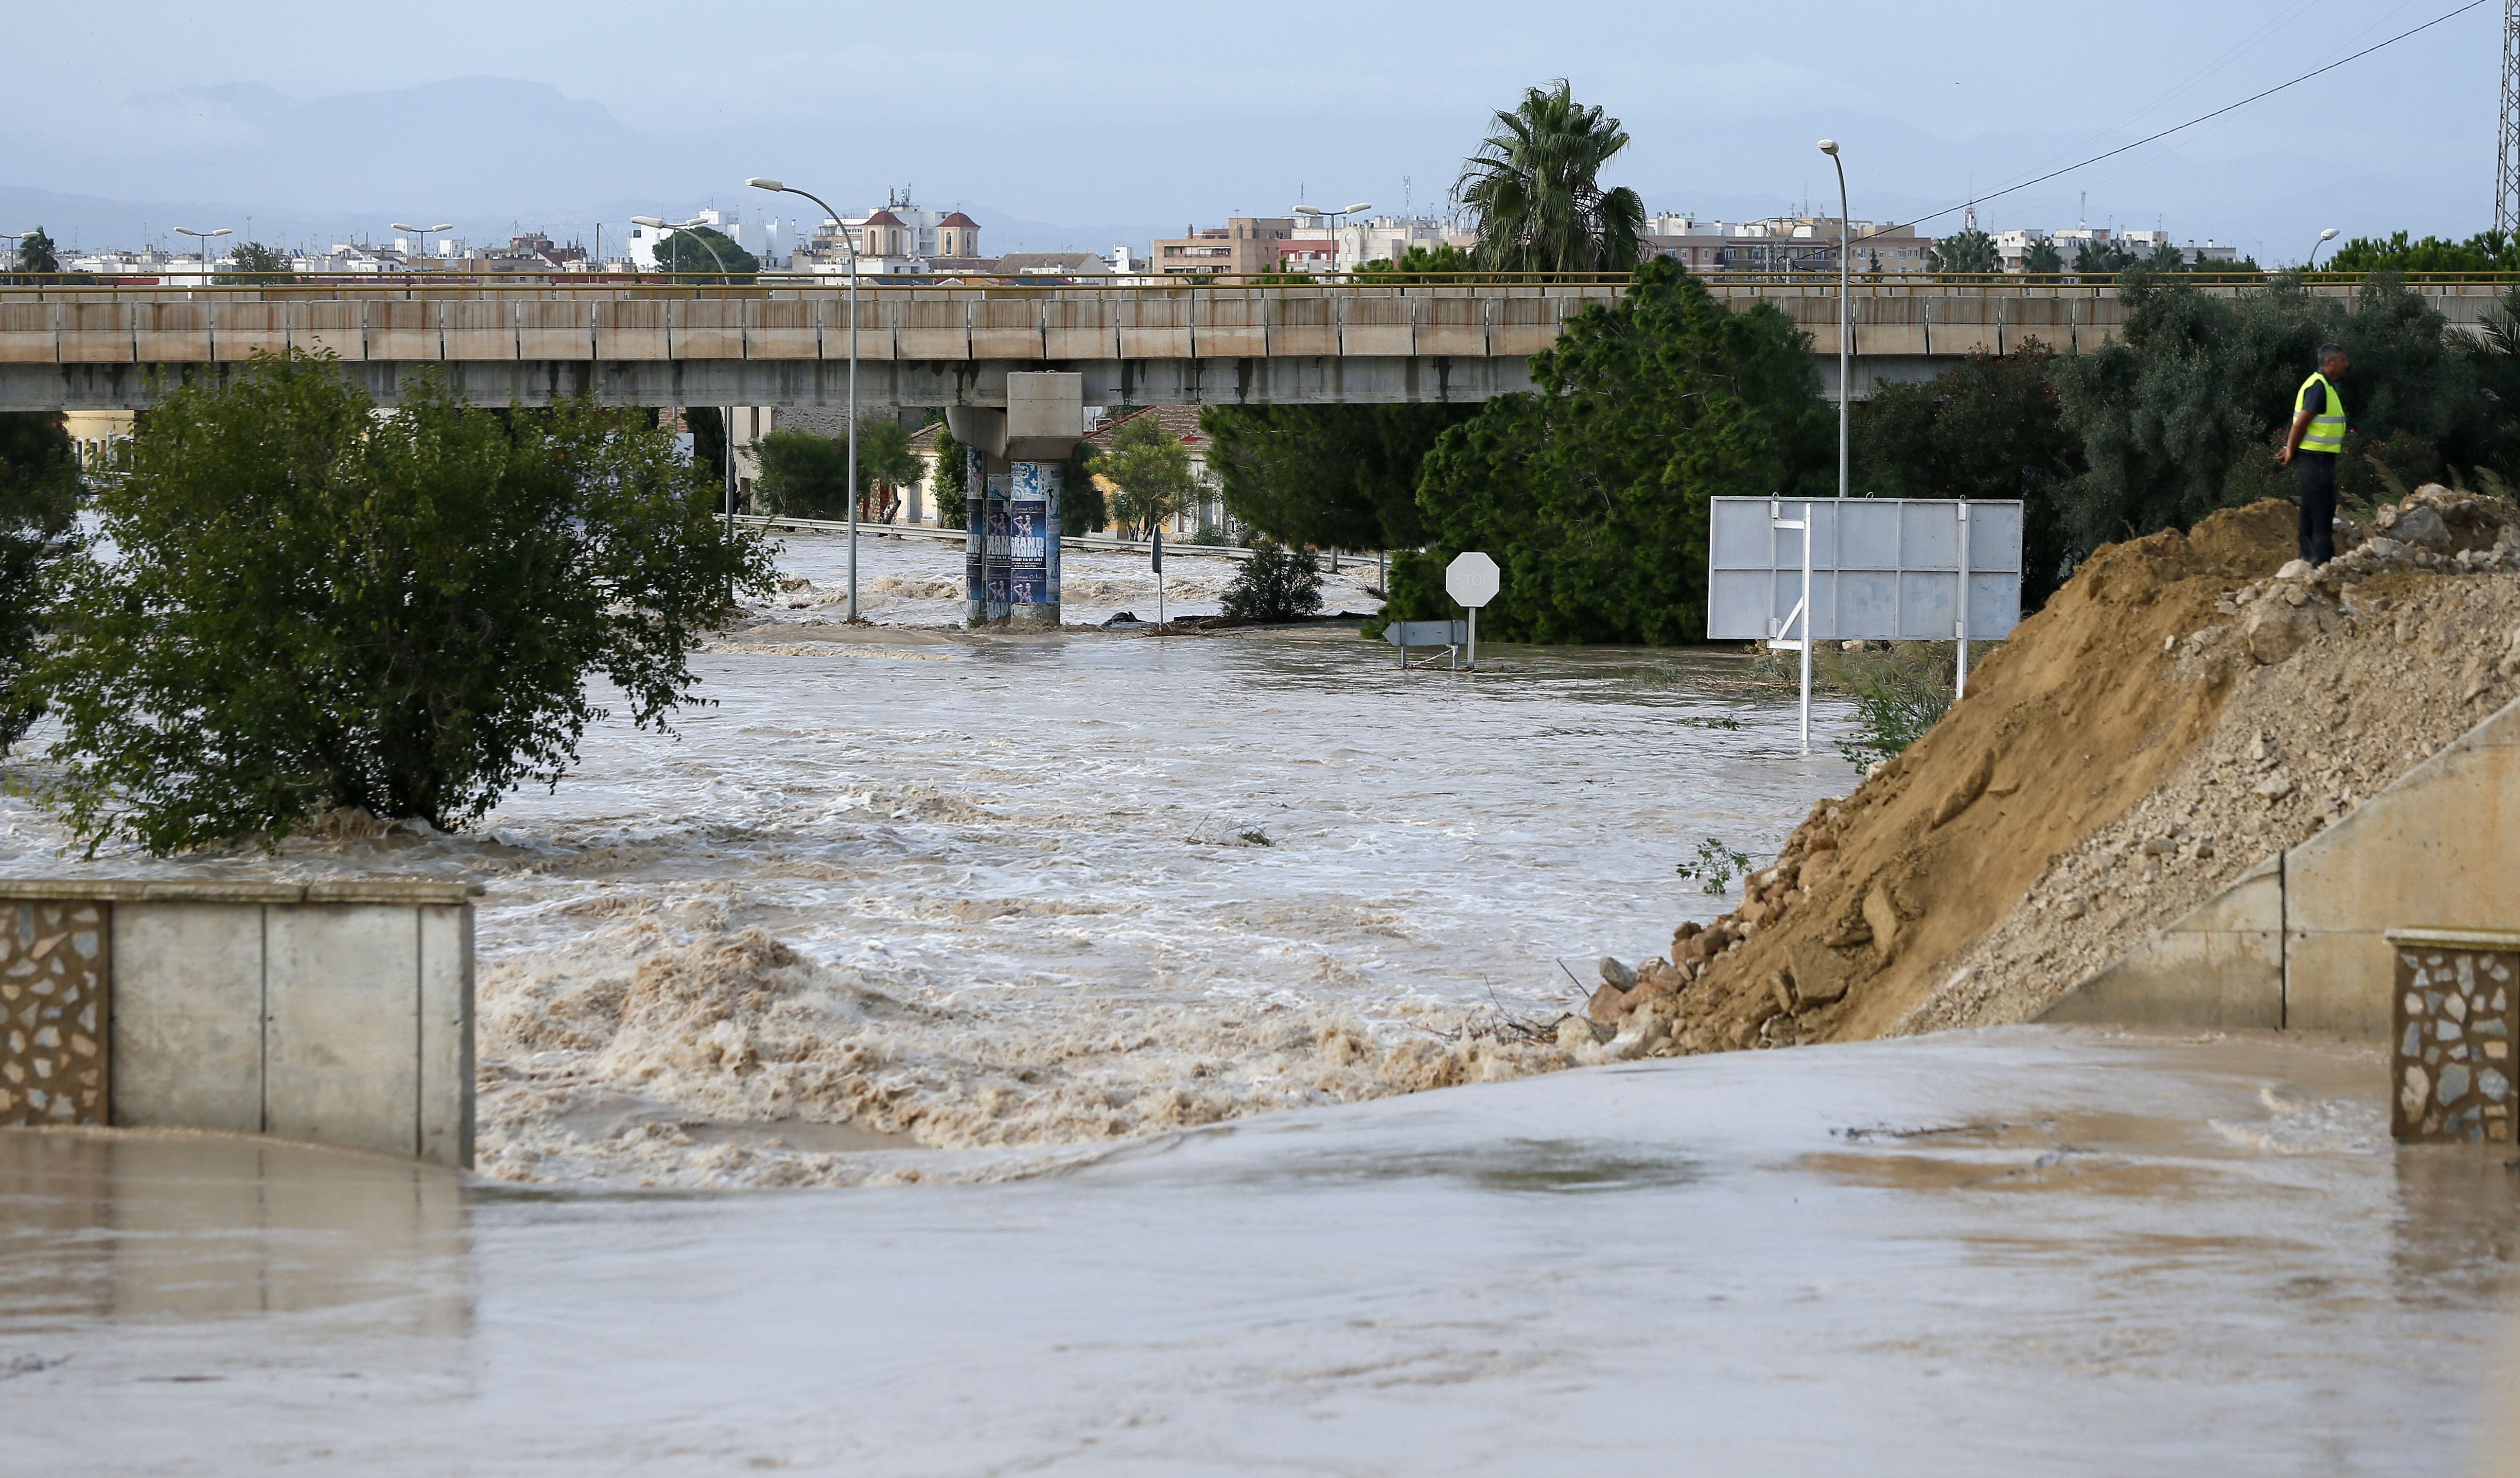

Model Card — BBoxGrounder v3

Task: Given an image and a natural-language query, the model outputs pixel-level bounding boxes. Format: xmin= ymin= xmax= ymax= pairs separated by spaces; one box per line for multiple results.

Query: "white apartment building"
xmin=1289 ymin=215 xmax=1475 ymax=270
xmin=624 ymin=209 xmax=788 ymax=271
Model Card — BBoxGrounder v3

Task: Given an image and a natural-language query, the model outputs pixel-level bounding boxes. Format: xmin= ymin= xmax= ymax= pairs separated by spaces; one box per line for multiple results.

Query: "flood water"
xmin=5 ymin=532 xmax=2514 ymax=1474
xmin=5 ymin=1029 xmax=2515 ymax=1476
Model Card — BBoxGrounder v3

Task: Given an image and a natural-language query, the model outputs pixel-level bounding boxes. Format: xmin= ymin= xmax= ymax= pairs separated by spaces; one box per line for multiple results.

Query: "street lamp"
xmin=1291 ymin=202 xmax=1372 ymax=272
xmin=2307 ymin=226 xmax=2341 ymax=269
xmin=390 ymin=223 xmax=454 ymax=278
xmin=748 ymin=177 xmax=864 ymax=620
xmin=633 ymin=216 xmax=741 ymax=540
xmin=174 ymin=226 xmax=231 ymax=280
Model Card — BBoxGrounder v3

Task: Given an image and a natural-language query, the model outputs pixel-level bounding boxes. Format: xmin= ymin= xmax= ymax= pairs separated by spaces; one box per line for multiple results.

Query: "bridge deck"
xmin=2 ymin=277 xmax=2504 ymax=411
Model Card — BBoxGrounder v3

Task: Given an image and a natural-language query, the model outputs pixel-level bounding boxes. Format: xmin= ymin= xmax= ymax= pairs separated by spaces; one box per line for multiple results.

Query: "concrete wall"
xmin=2042 ymin=695 xmax=2520 ymax=1034
xmin=0 ymin=880 xmax=476 ymax=1167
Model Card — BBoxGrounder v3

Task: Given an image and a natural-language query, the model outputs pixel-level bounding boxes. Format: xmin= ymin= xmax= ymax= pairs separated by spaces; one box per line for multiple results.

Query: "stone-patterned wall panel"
xmin=0 ymin=900 xmax=109 ymax=1125
xmin=2393 ymin=937 xmax=2517 ymax=1142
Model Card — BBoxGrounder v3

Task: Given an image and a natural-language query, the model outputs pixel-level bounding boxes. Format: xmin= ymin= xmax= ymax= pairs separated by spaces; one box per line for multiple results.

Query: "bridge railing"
xmin=2 ymin=269 xmax=2516 ymax=305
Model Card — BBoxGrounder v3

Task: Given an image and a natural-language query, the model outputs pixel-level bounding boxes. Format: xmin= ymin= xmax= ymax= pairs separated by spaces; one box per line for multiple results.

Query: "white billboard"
xmin=1706 ymin=497 xmax=2025 ymax=643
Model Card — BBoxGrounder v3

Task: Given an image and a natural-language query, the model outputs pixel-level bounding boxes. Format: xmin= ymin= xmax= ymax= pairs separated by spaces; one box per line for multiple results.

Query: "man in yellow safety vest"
xmin=2277 ymin=342 xmax=2349 ymax=566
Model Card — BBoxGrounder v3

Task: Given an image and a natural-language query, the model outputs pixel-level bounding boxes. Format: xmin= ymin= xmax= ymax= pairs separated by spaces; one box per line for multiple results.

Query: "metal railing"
xmin=6 ymin=268 xmax=2516 ymax=302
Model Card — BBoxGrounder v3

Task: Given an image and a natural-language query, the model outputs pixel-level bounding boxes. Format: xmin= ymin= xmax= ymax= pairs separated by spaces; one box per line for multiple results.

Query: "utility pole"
xmin=2500 ymin=0 xmax=2520 ymax=235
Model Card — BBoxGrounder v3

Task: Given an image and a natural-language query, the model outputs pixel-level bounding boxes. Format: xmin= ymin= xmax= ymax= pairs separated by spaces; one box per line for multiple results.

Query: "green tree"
xmin=1100 ymin=412 xmax=1198 ymax=534
xmin=929 ymin=420 xmax=968 ymax=526
xmin=2327 ymin=229 xmax=2520 ymax=274
xmin=854 ymin=417 xmax=919 ymax=522
xmin=2021 ymin=239 xmax=2064 ymax=275
xmin=1456 ymin=80 xmax=1647 ymax=275
xmin=1386 ymin=257 xmax=1830 ymax=644
xmin=2140 ymin=242 xmax=2188 ymax=275
xmin=1062 ymin=440 xmax=1107 ymax=533
xmin=1202 ymin=403 xmax=1476 ymax=549
xmin=684 ymin=406 xmax=729 ymax=507
xmin=656 ymin=226 xmax=758 ymax=282
xmin=33 ymin=351 xmax=771 ymax=853
xmin=1929 ymin=226 xmax=1999 ymax=275
xmin=752 ymin=429 xmax=851 ymax=518
xmin=1853 ymin=343 xmax=2083 ymax=605
xmin=14 ymin=227 xmax=59 ymax=276
xmin=2052 ymin=273 xmax=2506 ymax=557
xmin=1356 ymin=243 xmax=1479 ymax=281
xmin=216 ymin=241 xmax=295 ymax=284
xmin=0 ymin=413 xmax=82 ymax=749
xmin=1220 ymin=543 xmax=1325 ymax=621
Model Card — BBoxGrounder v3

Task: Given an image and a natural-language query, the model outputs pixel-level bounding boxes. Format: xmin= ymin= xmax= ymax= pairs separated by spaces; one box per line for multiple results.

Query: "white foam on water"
xmin=0 ymin=531 xmax=1851 ymax=1187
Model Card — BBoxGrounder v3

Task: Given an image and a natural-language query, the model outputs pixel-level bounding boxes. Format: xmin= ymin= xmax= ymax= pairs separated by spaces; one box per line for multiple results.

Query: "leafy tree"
xmin=2139 ymin=242 xmax=2188 ymax=275
xmin=2072 ymin=239 xmax=2135 ymax=276
xmin=2051 ymin=273 xmax=2506 ymax=558
xmin=1853 ymin=343 xmax=2082 ymax=605
xmin=655 ymin=226 xmax=758 ymax=282
xmin=1220 ymin=543 xmax=1325 ymax=621
xmin=1061 ymin=440 xmax=1107 ymax=533
xmin=14 ymin=228 xmax=59 ymax=276
xmin=929 ymin=419 xmax=967 ymax=526
xmin=1100 ymin=412 xmax=1197 ymax=534
xmin=216 ymin=241 xmax=294 ymax=284
xmin=2328 ymin=229 xmax=2519 ymax=274
xmin=1929 ymin=227 xmax=1999 ymax=275
xmin=1356 ymin=243 xmax=1479 ymax=281
xmin=2021 ymin=239 xmax=2064 ymax=275
xmin=0 ymin=413 xmax=81 ymax=749
xmin=1202 ymin=403 xmax=1476 ymax=549
xmin=1456 ymin=80 xmax=1646 ymax=275
xmin=33 ymin=351 xmax=771 ymax=853
xmin=683 ymin=406 xmax=729 ymax=507
xmin=1385 ymin=257 xmax=1830 ymax=644
xmin=853 ymin=417 xmax=919 ymax=522
xmin=752 ymin=429 xmax=850 ymax=518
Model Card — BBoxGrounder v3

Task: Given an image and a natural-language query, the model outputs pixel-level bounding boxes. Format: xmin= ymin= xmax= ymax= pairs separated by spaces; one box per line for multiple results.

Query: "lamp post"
xmin=749 ymin=178 xmax=862 ymax=620
xmin=389 ymin=223 xmax=454 ymax=279
xmin=633 ymin=216 xmax=741 ymax=540
xmin=2307 ymin=226 xmax=2341 ymax=269
xmin=174 ymin=226 xmax=231 ymax=283
xmin=1290 ymin=201 xmax=1372 ymax=273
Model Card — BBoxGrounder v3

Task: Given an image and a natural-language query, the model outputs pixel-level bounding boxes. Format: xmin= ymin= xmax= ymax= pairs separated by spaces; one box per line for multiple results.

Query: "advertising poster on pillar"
xmin=984 ymin=473 xmax=1013 ymax=612
xmin=1009 ymin=463 xmax=1051 ymax=607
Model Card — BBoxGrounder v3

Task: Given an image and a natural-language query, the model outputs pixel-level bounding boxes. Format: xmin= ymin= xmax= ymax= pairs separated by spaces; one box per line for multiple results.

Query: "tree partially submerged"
xmin=1386 ymin=257 xmax=1830 ymax=643
xmin=0 ymin=413 xmax=81 ymax=749
xmin=1202 ymin=403 xmax=1474 ymax=551
xmin=1100 ymin=413 xmax=1197 ymax=535
xmin=1220 ymin=543 xmax=1325 ymax=622
xmin=35 ymin=350 xmax=773 ymax=853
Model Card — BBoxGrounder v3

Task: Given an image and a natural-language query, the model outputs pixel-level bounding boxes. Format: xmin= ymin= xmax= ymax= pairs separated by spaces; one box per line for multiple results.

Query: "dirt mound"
xmin=1588 ymin=492 xmax=2520 ymax=1054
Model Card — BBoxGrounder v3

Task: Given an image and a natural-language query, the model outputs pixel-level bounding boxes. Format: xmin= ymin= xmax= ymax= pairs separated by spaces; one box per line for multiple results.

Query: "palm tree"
xmin=852 ymin=417 xmax=920 ymax=523
xmin=1455 ymin=81 xmax=1646 ymax=276
xmin=1928 ymin=227 xmax=2000 ymax=275
xmin=2021 ymin=239 xmax=2064 ymax=275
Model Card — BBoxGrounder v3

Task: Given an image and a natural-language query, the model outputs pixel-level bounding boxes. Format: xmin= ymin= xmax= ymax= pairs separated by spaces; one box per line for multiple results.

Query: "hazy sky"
xmin=3 ymin=0 xmax=2501 ymax=260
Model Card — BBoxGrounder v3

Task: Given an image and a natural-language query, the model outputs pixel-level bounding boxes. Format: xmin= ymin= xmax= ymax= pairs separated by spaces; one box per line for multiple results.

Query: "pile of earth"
xmin=1584 ymin=487 xmax=2520 ymax=1055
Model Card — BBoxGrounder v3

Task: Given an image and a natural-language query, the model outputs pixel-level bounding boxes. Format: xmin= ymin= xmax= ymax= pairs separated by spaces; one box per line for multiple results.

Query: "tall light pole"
xmin=1817 ymin=142 xmax=1849 ymax=505
xmin=633 ymin=216 xmax=742 ymax=541
xmin=2307 ymin=226 xmax=2341 ymax=269
xmin=174 ymin=226 xmax=231 ymax=282
xmin=749 ymin=177 xmax=862 ymax=619
xmin=390 ymin=222 xmax=454 ymax=278
xmin=1291 ymin=201 xmax=1371 ymax=272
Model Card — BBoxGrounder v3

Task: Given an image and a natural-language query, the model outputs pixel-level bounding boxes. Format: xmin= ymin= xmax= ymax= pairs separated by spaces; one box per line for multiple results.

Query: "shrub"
xmin=0 ymin=412 xmax=81 ymax=750
xmin=34 ymin=351 xmax=774 ymax=853
xmin=1220 ymin=543 xmax=1324 ymax=622
xmin=1818 ymin=642 xmax=1960 ymax=767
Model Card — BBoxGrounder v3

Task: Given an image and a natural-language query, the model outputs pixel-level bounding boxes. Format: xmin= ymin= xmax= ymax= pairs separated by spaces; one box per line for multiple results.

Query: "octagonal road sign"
xmin=1445 ymin=552 xmax=1500 ymax=608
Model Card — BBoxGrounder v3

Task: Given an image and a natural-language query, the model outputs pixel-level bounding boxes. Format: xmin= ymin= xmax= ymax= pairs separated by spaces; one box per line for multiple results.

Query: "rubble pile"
xmin=1583 ymin=489 xmax=2520 ymax=1059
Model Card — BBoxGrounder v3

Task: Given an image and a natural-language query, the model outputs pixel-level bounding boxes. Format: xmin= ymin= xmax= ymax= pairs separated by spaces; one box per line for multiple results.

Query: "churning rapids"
xmin=0 ymin=530 xmax=1850 ymax=1185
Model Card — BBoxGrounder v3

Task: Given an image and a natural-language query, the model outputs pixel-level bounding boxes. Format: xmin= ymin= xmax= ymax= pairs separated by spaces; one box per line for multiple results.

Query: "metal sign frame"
xmin=1706 ymin=496 xmax=2026 ymax=752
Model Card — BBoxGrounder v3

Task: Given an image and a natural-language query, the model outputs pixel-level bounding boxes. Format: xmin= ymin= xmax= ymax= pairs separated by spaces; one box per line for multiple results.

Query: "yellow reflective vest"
xmin=2294 ymin=371 xmax=2346 ymax=454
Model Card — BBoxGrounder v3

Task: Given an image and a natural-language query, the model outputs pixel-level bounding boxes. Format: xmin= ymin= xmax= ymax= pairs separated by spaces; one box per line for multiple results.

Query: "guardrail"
xmin=735 ymin=514 xmax=1262 ymax=560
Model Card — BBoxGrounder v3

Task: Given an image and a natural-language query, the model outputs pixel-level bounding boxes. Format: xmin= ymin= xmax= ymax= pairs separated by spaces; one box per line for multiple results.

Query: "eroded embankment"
xmin=1589 ymin=489 xmax=2520 ymax=1052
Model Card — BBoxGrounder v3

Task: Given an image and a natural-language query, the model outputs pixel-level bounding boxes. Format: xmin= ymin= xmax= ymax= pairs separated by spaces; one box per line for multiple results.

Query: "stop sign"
xmin=1445 ymin=552 xmax=1500 ymax=608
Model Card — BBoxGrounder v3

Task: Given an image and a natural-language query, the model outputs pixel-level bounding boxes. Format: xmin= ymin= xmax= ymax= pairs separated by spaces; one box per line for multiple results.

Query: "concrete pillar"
xmin=1006 ymin=460 xmax=1063 ymax=629
xmin=983 ymin=461 xmax=1012 ymax=623
xmin=964 ymin=442 xmax=986 ymax=627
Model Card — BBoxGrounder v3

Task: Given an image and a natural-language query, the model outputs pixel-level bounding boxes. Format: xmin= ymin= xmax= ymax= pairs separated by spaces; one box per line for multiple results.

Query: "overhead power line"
xmin=1888 ymin=0 xmax=2494 ymax=237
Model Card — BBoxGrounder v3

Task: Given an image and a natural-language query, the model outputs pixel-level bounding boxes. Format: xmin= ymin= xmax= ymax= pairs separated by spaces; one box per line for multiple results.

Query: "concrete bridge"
xmin=0 ymin=277 xmax=2503 ymax=413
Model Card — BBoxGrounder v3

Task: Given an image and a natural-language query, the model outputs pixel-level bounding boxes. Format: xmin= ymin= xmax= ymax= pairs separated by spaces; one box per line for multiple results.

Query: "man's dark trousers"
xmin=2297 ymin=451 xmax=2337 ymax=565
